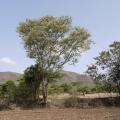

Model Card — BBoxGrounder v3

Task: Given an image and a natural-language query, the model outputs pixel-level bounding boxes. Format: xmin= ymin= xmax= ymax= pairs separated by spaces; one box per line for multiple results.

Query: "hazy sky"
xmin=0 ymin=0 xmax=120 ymax=73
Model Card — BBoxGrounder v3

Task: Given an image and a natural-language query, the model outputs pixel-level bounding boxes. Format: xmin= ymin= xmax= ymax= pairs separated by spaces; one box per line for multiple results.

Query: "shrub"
xmin=0 ymin=80 xmax=16 ymax=101
xmin=90 ymin=87 xmax=97 ymax=93
xmin=14 ymin=79 xmax=34 ymax=105
xmin=0 ymin=97 xmax=9 ymax=110
xmin=102 ymin=82 xmax=118 ymax=93
xmin=64 ymin=95 xmax=78 ymax=108
xmin=48 ymin=83 xmax=64 ymax=95
xmin=77 ymin=86 xmax=91 ymax=95
xmin=60 ymin=83 xmax=72 ymax=93
xmin=93 ymin=83 xmax=118 ymax=93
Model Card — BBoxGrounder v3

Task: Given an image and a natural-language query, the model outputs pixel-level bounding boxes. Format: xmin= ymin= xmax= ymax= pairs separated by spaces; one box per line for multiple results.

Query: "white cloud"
xmin=0 ymin=57 xmax=16 ymax=66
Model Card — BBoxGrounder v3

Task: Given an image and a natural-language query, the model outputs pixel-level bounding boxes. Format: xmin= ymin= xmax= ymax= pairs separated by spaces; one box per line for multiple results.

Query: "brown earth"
xmin=0 ymin=108 xmax=120 ymax=120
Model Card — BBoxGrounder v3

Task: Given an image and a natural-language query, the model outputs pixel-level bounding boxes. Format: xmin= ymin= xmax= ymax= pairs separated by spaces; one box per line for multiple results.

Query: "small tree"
xmin=86 ymin=41 xmax=120 ymax=93
xmin=17 ymin=16 xmax=92 ymax=104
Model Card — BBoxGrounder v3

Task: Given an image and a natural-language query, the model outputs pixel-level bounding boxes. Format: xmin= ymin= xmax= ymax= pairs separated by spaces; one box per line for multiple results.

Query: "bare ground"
xmin=0 ymin=108 xmax=120 ymax=120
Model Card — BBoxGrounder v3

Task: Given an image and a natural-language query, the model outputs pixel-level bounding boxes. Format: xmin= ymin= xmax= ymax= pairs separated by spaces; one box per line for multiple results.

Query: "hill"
xmin=0 ymin=71 xmax=93 ymax=85
xmin=0 ymin=72 xmax=21 ymax=83
xmin=59 ymin=71 xmax=93 ymax=85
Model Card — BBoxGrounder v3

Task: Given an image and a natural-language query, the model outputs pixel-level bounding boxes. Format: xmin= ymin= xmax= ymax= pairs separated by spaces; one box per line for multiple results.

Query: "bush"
xmin=48 ymin=83 xmax=72 ymax=95
xmin=14 ymin=80 xmax=34 ymax=105
xmin=92 ymin=83 xmax=118 ymax=93
xmin=48 ymin=82 xmax=93 ymax=95
xmin=60 ymin=83 xmax=72 ymax=93
xmin=0 ymin=80 xmax=16 ymax=110
xmin=0 ymin=80 xmax=16 ymax=101
xmin=64 ymin=95 xmax=78 ymax=108
xmin=48 ymin=83 xmax=64 ymax=95
xmin=77 ymin=86 xmax=91 ymax=95
xmin=90 ymin=87 xmax=97 ymax=93
xmin=102 ymin=83 xmax=118 ymax=93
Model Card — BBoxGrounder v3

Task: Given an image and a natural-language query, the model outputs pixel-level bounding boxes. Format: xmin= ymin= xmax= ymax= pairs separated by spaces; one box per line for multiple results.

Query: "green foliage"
xmin=86 ymin=64 xmax=105 ymax=84
xmin=14 ymin=79 xmax=34 ymax=104
xmin=24 ymin=64 xmax=41 ymax=101
xmin=86 ymin=41 xmax=120 ymax=93
xmin=70 ymin=81 xmax=92 ymax=94
xmin=48 ymin=80 xmax=117 ymax=95
xmin=48 ymin=83 xmax=72 ymax=95
xmin=48 ymin=83 xmax=64 ymax=95
xmin=0 ymin=80 xmax=16 ymax=101
xmin=101 ymin=82 xmax=118 ymax=93
xmin=77 ymin=86 xmax=90 ymax=94
xmin=48 ymin=81 xmax=92 ymax=95
xmin=95 ymin=84 xmax=105 ymax=93
xmin=60 ymin=83 xmax=72 ymax=93
xmin=71 ymin=81 xmax=83 ymax=87
xmin=17 ymin=16 xmax=91 ymax=68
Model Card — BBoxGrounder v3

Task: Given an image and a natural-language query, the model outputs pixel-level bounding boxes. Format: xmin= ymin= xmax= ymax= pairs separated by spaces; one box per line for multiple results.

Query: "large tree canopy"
xmin=17 ymin=16 xmax=92 ymax=103
xmin=17 ymin=16 xmax=91 ymax=71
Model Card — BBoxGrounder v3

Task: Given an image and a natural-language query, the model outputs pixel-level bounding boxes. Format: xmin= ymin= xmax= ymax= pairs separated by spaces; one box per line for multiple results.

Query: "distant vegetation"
xmin=0 ymin=78 xmax=119 ymax=109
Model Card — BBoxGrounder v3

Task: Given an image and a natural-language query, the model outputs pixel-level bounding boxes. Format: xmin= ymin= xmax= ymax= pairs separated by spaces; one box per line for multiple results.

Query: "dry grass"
xmin=48 ymin=93 xmax=119 ymax=99
xmin=0 ymin=93 xmax=119 ymax=120
xmin=0 ymin=108 xmax=120 ymax=120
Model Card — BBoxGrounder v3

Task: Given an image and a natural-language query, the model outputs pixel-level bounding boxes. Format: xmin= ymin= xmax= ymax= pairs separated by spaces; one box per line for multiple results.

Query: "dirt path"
xmin=0 ymin=108 xmax=120 ymax=120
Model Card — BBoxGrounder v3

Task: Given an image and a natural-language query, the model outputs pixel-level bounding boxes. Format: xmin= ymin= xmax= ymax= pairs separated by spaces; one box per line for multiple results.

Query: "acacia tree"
xmin=86 ymin=41 xmax=120 ymax=93
xmin=17 ymin=16 xmax=92 ymax=103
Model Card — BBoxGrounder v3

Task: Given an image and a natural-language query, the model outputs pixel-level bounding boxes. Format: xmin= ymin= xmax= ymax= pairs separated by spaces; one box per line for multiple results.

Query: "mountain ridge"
xmin=0 ymin=71 xmax=93 ymax=85
xmin=0 ymin=72 xmax=21 ymax=83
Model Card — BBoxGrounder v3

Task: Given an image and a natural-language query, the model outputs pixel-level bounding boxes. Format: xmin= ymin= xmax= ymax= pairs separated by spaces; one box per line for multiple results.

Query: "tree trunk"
xmin=117 ymin=84 xmax=120 ymax=94
xmin=45 ymin=84 xmax=48 ymax=104
xmin=42 ymin=80 xmax=48 ymax=105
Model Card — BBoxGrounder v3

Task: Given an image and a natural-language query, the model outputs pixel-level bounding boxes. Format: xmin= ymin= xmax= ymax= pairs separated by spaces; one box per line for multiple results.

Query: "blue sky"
xmin=0 ymin=0 xmax=120 ymax=73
